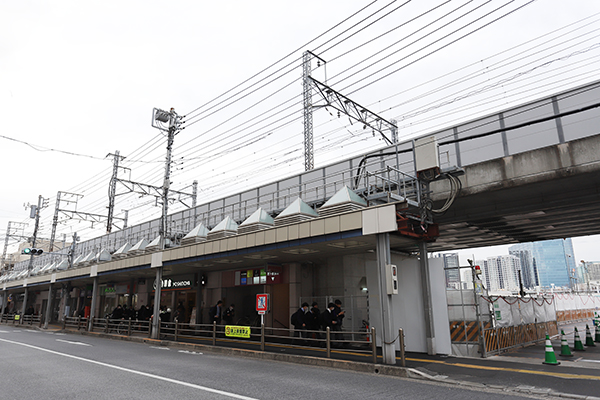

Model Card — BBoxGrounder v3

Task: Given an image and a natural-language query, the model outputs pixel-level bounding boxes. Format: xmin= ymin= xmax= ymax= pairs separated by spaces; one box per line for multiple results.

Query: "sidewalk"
xmin=406 ymin=321 xmax=600 ymax=399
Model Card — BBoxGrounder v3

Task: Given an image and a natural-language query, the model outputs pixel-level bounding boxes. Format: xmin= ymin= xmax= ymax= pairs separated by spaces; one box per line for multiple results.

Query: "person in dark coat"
xmin=111 ymin=304 xmax=124 ymax=320
xmin=209 ymin=300 xmax=223 ymax=324
xmin=323 ymin=303 xmax=337 ymax=331
xmin=223 ymin=304 xmax=235 ymax=325
xmin=333 ymin=299 xmax=345 ymax=344
xmin=291 ymin=302 xmax=309 ymax=342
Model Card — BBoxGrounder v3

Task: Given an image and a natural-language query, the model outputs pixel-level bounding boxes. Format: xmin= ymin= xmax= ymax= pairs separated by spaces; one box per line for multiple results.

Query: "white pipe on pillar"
xmin=376 ymin=233 xmax=396 ymax=365
xmin=419 ymin=241 xmax=436 ymax=355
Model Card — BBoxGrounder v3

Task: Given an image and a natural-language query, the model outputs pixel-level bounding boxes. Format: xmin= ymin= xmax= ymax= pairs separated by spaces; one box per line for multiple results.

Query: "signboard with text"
xmin=256 ymin=294 xmax=268 ymax=315
xmin=235 ymin=265 xmax=281 ymax=286
xmin=225 ymin=325 xmax=251 ymax=338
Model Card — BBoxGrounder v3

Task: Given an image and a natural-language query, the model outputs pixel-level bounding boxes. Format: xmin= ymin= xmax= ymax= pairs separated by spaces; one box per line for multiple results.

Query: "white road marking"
xmin=54 ymin=333 xmax=65 ymax=336
xmin=56 ymin=339 xmax=91 ymax=346
xmin=0 ymin=330 xmax=10 ymax=333
xmin=26 ymin=330 xmax=39 ymax=333
xmin=0 ymin=337 xmax=257 ymax=400
xmin=150 ymin=346 xmax=170 ymax=350
xmin=178 ymin=350 xmax=202 ymax=355
xmin=579 ymin=359 xmax=600 ymax=363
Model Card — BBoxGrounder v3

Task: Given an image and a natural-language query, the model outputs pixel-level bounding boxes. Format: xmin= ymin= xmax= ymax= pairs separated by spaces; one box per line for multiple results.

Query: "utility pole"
xmin=150 ymin=107 xmax=182 ymax=339
xmin=28 ymin=195 xmax=48 ymax=272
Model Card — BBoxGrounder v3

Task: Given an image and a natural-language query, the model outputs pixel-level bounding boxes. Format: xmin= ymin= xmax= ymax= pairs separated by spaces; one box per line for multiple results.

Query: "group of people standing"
xmin=291 ymin=299 xmax=345 ymax=341
xmin=208 ymin=300 xmax=235 ymax=325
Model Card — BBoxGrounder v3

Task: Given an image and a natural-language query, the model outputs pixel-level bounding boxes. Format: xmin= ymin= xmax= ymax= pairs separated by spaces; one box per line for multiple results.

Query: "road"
xmin=0 ymin=328 xmax=541 ymax=400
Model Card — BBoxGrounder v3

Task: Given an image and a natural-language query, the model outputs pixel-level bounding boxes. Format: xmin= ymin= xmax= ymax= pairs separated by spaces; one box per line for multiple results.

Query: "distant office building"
xmin=583 ymin=261 xmax=600 ymax=281
xmin=509 ymin=248 xmax=539 ymax=288
xmin=478 ymin=255 xmax=521 ymax=291
xmin=435 ymin=253 xmax=461 ymax=288
xmin=509 ymin=238 xmax=575 ymax=288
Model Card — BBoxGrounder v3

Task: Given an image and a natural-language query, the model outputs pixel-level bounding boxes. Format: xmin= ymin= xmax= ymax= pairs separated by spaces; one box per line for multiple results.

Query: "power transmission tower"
xmin=302 ymin=51 xmax=327 ymax=171
xmin=1 ymin=221 xmax=28 ymax=271
xmin=107 ymin=151 xmax=126 ymax=233
xmin=49 ymin=191 xmax=128 ymax=252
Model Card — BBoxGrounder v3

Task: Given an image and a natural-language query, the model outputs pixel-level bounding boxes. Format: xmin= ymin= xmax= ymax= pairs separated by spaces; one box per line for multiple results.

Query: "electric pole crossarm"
xmin=115 ymin=179 xmax=195 ymax=199
xmin=57 ymin=210 xmax=126 ymax=226
xmin=309 ymin=76 xmax=396 ymax=145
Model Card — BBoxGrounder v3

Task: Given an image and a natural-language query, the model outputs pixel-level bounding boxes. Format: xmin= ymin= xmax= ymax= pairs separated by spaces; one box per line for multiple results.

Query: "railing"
xmin=63 ymin=316 xmax=89 ymax=331
xmin=64 ymin=318 xmax=383 ymax=363
xmin=0 ymin=313 xmax=410 ymax=365
xmin=0 ymin=313 xmax=42 ymax=326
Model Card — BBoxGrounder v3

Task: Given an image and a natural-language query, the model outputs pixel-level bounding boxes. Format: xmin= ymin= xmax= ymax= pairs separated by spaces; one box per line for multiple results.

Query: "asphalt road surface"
xmin=0 ymin=328 xmax=546 ymax=400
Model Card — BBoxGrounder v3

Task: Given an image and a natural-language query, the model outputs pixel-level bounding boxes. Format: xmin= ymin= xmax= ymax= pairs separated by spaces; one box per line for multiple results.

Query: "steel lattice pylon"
xmin=302 ymin=51 xmax=314 ymax=171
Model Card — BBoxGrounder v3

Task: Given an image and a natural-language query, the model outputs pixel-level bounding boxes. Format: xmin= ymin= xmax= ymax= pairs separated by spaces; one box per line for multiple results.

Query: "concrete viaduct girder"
xmin=431 ymin=133 xmax=600 ymax=251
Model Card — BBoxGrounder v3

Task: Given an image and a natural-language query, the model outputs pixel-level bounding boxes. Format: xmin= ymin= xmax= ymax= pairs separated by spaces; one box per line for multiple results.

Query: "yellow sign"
xmin=225 ymin=325 xmax=251 ymax=338
xmin=14 ymin=315 xmax=20 ymax=321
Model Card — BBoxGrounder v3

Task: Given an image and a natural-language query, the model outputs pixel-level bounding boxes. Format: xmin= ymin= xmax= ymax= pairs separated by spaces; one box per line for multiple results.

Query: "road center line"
xmin=0 ymin=337 xmax=258 ymax=400
xmin=56 ymin=339 xmax=92 ymax=346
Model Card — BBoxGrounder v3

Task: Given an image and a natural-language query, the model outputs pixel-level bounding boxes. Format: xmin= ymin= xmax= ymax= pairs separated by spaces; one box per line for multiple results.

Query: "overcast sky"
xmin=1 ymin=0 xmax=600 ymax=263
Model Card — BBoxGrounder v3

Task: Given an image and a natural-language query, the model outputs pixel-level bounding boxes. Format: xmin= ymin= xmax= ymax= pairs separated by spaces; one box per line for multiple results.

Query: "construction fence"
xmin=448 ymin=288 xmax=599 ymax=357
xmin=553 ymin=293 xmax=599 ymax=323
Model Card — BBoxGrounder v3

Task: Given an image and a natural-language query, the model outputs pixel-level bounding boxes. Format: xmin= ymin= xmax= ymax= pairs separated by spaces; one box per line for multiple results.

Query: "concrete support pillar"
xmin=1 ymin=291 xmax=7 ymax=315
xmin=419 ymin=241 xmax=436 ymax=355
xmin=88 ymin=277 xmax=99 ymax=331
xmin=21 ymin=288 xmax=29 ymax=317
xmin=376 ymin=233 xmax=396 ymax=365
xmin=152 ymin=267 xmax=162 ymax=339
xmin=59 ymin=286 xmax=68 ymax=321
xmin=44 ymin=284 xmax=53 ymax=329
xmin=128 ymin=279 xmax=135 ymax=308
xmin=195 ymin=276 xmax=202 ymax=325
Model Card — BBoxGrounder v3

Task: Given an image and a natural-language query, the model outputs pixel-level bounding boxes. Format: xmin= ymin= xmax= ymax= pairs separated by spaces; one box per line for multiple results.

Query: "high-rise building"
xmin=478 ymin=255 xmax=521 ymax=291
xmin=509 ymin=238 xmax=576 ymax=288
xmin=435 ymin=253 xmax=460 ymax=288
xmin=509 ymin=248 xmax=539 ymax=288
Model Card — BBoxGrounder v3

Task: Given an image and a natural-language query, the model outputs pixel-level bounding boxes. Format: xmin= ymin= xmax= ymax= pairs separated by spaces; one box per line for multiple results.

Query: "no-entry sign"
xmin=256 ymin=294 xmax=268 ymax=315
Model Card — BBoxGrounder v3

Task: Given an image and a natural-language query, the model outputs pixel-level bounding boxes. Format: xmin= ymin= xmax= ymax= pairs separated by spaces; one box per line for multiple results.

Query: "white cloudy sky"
xmin=1 ymin=0 xmax=600 ymax=262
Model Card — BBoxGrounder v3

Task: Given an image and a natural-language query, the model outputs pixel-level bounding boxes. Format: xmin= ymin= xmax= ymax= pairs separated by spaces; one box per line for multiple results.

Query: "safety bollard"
xmin=62 ymin=318 xmax=66 ymax=330
xmin=261 ymin=323 xmax=265 ymax=352
xmin=128 ymin=319 xmax=132 ymax=336
xmin=77 ymin=316 xmax=81 ymax=330
xmin=399 ymin=328 xmax=406 ymax=367
xmin=371 ymin=327 xmax=377 ymax=364
xmin=212 ymin=321 xmax=217 ymax=346
xmin=174 ymin=320 xmax=179 ymax=342
xmin=105 ymin=318 xmax=109 ymax=333
xmin=326 ymin=327 xmax=331 ymax=358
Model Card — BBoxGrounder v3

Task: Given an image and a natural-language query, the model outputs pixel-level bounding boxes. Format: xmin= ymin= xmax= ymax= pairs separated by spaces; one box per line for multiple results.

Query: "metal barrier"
xmin=482 ymin=321 xmax=559 ymax=356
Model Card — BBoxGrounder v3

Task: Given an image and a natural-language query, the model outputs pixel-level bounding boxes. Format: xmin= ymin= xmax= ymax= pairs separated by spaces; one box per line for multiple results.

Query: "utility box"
xmin=414 ymin=135 xmax=440 ymax=179
xmin=386 ymin=263 xmax=399 ymax=295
